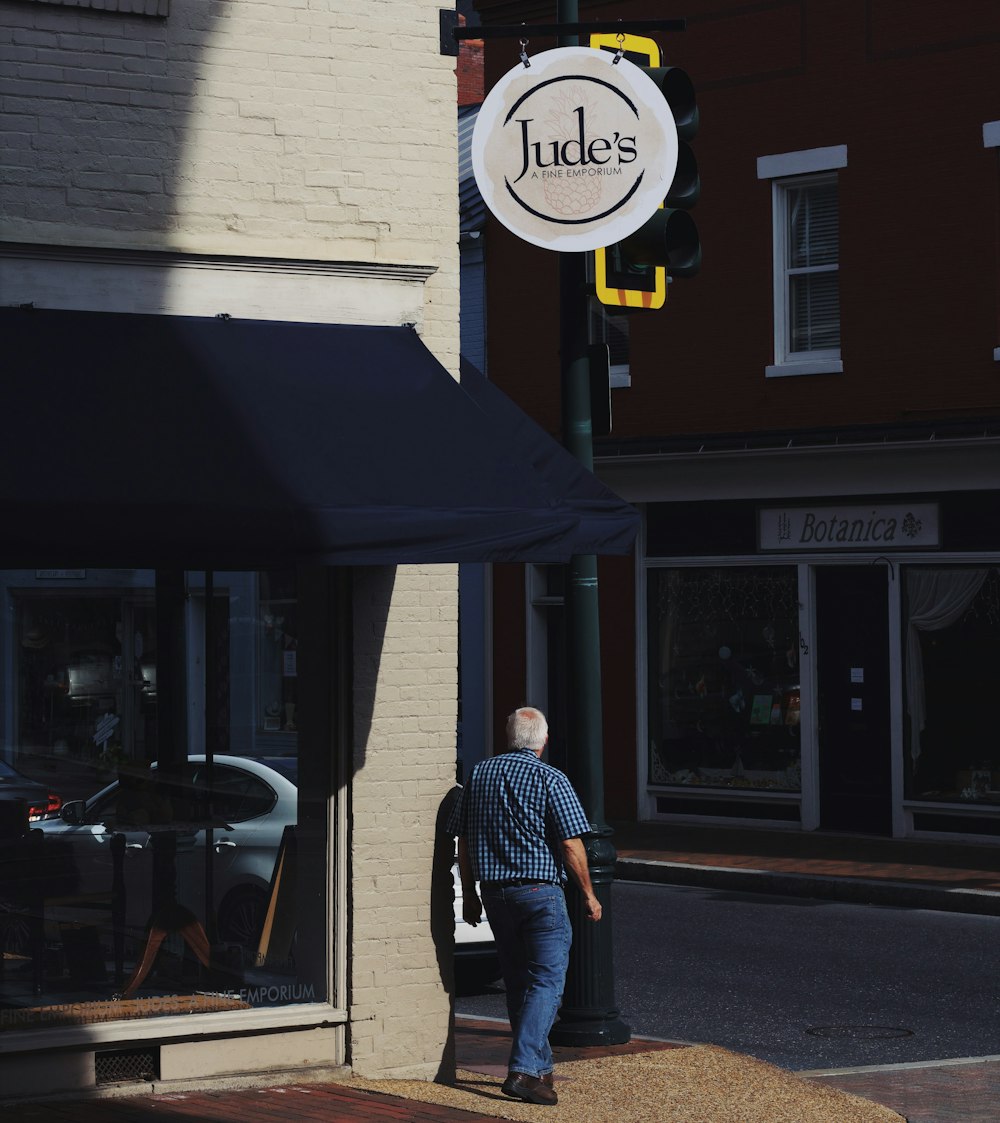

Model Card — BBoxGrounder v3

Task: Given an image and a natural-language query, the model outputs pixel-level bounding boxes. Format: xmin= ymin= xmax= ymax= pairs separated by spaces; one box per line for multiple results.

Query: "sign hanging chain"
xmin=519 ymin=36 xmax=531 ymax=67
xmin=612 ymin=31 xmax=625 ymax=64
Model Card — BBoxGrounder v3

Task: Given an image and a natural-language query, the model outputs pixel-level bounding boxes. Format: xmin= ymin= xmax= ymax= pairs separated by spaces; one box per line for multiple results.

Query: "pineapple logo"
xmin=540 ymin=86 xmax=605 ymax=217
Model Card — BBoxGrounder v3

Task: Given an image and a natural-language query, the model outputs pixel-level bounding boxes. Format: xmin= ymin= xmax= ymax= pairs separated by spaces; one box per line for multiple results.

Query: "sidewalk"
xmin=4 ymin=825 xmax=1000 ymax=1122
xmin=611 ymin=819 xmax=1000 ymax=915
xmin=3 ymin=1016 xmax=997 ymax=1123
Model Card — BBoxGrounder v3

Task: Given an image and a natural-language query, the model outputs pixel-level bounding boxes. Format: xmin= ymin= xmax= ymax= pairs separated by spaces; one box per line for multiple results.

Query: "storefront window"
xmin=258 ymin=569 xmax=298 ymax=736
xmin=0 ymin=569 xmax=330 ymax=1032
xmin=16 ymin=584 xmax=159 ymax=789
xmin=905 ymin=566 xmax=1000 ymax=804
xmin=647 ymin=566 xmax=802 ymax=792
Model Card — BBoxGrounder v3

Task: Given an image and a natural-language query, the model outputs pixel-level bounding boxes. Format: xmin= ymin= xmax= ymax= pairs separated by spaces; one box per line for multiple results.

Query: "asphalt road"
xmin=456 ymin=879 xmax=1000 ymax=1071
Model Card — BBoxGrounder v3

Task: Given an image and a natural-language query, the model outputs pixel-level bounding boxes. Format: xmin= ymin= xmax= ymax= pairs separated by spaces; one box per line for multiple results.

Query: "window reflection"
xmin=648 ymin=567 xmax=802 ymax=792
xmin=258 ymin=569 xmax=298 ymax=735
xmin=0 ymin=569 xmax=328 ymax=1030
xmin=905 ymin=567 xmax=1000 ymax=804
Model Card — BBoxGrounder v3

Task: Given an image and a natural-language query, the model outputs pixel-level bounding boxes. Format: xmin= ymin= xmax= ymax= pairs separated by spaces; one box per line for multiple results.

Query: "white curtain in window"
xmin=905 ymin=568 xmax=989 ymax=761
xmin=788 ymin=182 xmax=838 ymax=268
xmin=787 ymin=181 xmax=839 ymax=353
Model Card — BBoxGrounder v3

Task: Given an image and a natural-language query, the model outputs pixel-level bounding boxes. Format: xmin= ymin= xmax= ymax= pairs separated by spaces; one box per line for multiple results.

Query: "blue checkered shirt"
xmin=446 ymin=749 xmax=592 ymax=884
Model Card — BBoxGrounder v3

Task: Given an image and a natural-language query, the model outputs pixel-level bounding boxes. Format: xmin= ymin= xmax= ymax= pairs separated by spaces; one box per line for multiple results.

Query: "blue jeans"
xmin=481 ymin=883 xmax=572 ymax=1079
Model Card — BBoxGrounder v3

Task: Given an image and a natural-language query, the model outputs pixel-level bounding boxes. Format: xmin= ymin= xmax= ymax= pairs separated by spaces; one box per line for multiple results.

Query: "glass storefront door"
xmin=815 ymin=566 xmax=892 ymax=835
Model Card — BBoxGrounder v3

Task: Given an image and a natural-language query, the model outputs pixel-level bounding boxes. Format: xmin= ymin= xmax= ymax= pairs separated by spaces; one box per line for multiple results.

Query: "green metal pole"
xmin=549 ymin=0 xmax=630 ymax=1048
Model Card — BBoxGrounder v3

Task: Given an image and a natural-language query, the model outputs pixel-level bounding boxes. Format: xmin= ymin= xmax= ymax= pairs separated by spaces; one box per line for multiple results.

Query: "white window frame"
xmin=984 ymin=121 xmax=1000 ymax=363
xmin=758 ymin=146 xmax=846 ymax=378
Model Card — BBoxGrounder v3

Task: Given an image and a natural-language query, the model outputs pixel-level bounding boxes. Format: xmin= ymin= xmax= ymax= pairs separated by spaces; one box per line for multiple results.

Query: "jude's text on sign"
xmin=513 ymin=108 xmax=636 ymax=184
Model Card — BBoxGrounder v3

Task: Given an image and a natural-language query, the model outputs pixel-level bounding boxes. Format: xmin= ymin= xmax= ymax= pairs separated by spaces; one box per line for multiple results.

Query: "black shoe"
xmin=502 ymin=1071 xmax=558 ymax=1106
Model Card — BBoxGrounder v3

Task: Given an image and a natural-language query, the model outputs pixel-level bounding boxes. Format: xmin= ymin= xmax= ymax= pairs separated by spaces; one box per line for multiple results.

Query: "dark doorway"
xmin=816 ymin=567 xmax=891 ymax=834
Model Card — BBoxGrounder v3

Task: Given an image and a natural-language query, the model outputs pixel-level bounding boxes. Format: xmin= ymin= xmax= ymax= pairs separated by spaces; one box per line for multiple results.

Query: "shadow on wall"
xmin=10 ymin=1 xmax=232 ymax=266
xmin=351 ymin=564 xmax=462 ymax=1081
xmin=348 ymin=565 xmax=394 ymax=780
xmin=433 ymin=786 xmax=461 ymax=1083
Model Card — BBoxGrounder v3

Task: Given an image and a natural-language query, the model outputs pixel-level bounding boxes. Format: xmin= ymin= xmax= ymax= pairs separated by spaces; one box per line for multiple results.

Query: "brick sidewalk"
xmin=2 ymin=1016 xmax=997 ymax=1123
xmin=611 ymin=820 xmax=1000 ymax=919
xmin=0 ymin=1019 xmax=680 ymax=1123
xmin=612 ymin=821 xmax=1000 ymax=890
xmin=0 ymin=1083 xmax=499 ymax=1122
xmin=813 ymin=1060 xmax=1000 ymax=1123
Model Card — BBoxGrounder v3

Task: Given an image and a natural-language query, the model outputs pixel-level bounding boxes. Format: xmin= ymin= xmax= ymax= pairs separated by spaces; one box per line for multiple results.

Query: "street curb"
xmin=800 ymin=1052 xmax=1000 ymax=1077
xmin=616 ymin=857 xmax=1000 ymax=917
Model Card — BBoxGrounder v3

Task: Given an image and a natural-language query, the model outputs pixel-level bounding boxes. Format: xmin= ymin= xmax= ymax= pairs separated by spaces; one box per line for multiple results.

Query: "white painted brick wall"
xmin=350 ymin=564 xmax=459 ymax=1078
xmin=1 ymin=0 xmax=460 ymax=1081
xmin=0 ymin=0 xmax=458 ymax=364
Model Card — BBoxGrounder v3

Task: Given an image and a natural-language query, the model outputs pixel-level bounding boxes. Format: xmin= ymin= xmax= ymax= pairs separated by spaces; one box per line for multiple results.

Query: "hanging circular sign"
xmin=472 ymin=46 xmax=679 ymax=253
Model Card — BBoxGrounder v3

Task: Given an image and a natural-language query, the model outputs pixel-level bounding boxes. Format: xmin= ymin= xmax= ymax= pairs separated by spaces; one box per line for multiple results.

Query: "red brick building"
xmin=477 ymin=0 xmax=1000 ymax=840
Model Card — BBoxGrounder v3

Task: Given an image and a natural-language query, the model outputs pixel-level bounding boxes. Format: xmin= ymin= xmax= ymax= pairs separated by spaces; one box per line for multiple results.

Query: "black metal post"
xmin=152 ymin=569 xmax=186 ymax=918
xmin=204 ymin=569 xmax=216 ymax=946
xmin=549 ymin=0 xmax=630 ymax=1048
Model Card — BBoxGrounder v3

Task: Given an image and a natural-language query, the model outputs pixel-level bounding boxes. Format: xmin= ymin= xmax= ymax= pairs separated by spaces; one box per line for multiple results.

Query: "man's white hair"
xmin=506 ymin=706 xmax=548 ymax=752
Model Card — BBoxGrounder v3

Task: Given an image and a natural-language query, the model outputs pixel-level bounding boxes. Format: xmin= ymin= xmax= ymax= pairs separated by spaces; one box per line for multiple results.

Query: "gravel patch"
xmin=344 ymin=1046 xmax=905 ymax=1122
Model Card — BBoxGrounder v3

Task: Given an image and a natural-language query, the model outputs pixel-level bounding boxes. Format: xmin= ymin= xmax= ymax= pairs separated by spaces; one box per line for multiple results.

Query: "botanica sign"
xmin=472 ymin=47 xmax=678 ymax=252
xmin=759 ymin=504 xmax=940 ymax=551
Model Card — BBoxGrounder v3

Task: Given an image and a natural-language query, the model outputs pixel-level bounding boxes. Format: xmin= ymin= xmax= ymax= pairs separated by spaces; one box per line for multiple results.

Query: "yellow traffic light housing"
xmin=590 ymin=32 xmax=700 ymax=309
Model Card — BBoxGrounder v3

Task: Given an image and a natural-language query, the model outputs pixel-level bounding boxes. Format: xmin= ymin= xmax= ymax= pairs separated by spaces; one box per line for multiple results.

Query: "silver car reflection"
xmin=37 ymin=755 xmax=296 ymax=948
xmin=35 ymin=755 xmax=499 ymax=987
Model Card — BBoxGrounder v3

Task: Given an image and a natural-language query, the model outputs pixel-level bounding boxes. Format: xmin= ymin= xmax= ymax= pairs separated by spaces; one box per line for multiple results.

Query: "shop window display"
xmin=905 ymin=567 xmax=1000 ymax=804
xmin=648 ymin=567 xmax=802 ymax=792
xmin=0 ymin=569 xmax=328 ymax=1032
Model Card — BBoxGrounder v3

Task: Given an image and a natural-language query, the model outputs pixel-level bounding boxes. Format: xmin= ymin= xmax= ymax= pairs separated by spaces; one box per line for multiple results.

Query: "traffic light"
xmin=590 ymin=33 xmax=700 ymax=309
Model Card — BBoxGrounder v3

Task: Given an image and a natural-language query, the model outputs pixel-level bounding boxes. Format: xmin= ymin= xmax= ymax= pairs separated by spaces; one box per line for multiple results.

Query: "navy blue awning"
xmin=2 ymin=307 xmax=637 ymax=567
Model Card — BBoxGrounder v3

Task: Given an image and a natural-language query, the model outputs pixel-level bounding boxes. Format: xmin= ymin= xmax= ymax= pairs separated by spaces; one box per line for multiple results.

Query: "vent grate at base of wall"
xmin=95 ymin=1047 xmax=159 ymax=1085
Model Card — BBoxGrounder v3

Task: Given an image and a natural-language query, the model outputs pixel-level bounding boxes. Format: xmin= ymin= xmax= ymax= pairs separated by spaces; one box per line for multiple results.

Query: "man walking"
xmin=448 ymin=706 xmax=602 ymax=1106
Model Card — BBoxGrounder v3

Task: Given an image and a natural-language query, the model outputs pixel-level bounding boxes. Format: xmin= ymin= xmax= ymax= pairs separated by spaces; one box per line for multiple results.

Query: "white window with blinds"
xmin=758 ymin=146 xmax=846 ymax=378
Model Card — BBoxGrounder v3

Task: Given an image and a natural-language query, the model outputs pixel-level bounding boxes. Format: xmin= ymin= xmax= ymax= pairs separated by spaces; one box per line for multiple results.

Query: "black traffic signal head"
xmin=618 ymin=208 xmax=702 ymax=279
xmin=590 ymin=33 xmax=701 ymax=308
xmin=644 ymin=66 xmax=700 ymax=141
xmin=666 ymin=143 xmax=700 ymax=210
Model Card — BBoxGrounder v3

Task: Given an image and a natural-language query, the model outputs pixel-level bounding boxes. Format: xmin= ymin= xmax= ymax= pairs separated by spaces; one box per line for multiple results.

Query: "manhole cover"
xmin=805 ymin=1025 xmax=914 ymax=1040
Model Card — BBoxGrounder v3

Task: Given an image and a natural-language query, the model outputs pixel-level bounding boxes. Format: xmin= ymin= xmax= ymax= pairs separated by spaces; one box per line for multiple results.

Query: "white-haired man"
xmin=447 ymin=706 xmax=601 ymax=1106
